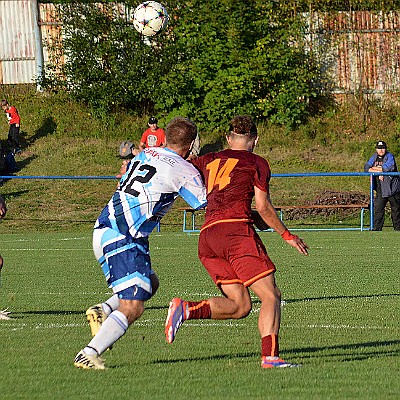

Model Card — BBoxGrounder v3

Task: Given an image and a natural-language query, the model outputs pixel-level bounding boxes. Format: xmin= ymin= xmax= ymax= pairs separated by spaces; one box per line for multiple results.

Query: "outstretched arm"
xmin=254 ymin=186 xmax=309 ymax=255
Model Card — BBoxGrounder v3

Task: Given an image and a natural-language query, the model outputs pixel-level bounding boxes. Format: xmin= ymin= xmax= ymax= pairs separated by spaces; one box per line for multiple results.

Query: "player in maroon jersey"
xmin=165 ymin=115 xmax=309 ymax=369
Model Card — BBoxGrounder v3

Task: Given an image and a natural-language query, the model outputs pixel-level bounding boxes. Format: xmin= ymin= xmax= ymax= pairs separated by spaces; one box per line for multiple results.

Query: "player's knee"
xmin=119 ymin=300 xmax=145 ymax=325
xmin=237 ymin=303 xmax=251 ymax=318
xmin=233 ymin=298 xmax=252 ymax=318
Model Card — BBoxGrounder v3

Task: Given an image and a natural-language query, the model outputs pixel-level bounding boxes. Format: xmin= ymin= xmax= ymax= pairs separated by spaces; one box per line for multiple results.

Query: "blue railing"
xmin=1 ymin=171 xmax=400 ymax=231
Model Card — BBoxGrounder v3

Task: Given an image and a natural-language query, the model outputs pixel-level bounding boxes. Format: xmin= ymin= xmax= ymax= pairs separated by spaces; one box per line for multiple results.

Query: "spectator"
xmin=138 ymin=117 xmax=166 ymax=151
xmin=165 ymin=115 xmax=309 ymax=369
xmin=1 ymin=99 xmax=21 ymax=154
xmin=364 ymin=140 xmax=400 ymax=231
xmin=0 ymin=194 xmax=11 ymax=320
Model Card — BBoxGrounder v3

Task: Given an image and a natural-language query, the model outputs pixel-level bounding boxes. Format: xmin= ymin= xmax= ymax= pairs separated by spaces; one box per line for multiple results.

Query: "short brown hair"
xmin=166 ymin=117 xmax=198 ymax=148
xmin=1 ymin=99 xmax=9 ymax=107
xmin=229 ymin=115 xmax=257 ymax=138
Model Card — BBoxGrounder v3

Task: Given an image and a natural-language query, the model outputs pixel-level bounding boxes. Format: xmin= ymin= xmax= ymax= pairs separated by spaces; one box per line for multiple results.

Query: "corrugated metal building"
xmin=1 ymin=4 xmax=400 ymax=100
xmin=0 ymin=0 xmax=38 ymax=84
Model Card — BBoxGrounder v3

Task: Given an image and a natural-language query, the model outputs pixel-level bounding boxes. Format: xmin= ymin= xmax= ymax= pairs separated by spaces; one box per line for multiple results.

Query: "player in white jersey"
xmin=74 ymin=117 xmax=207 ymax=370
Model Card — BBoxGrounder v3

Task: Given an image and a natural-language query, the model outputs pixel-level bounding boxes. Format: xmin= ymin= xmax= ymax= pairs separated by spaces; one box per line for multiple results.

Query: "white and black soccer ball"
xmin=133 ymin=1 xmax=169 ymax=37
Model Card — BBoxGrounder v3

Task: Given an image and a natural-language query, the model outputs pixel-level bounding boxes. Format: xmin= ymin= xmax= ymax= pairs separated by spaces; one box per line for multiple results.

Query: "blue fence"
xmin=2 ymin=171 xmax=400 ymax=231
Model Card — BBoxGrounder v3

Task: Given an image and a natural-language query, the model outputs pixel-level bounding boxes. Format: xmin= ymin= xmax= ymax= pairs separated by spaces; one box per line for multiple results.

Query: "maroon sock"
xmin=186 ymin=300 xmax=211 ymax=319
xmin=261 ymin=334 xmax=279 ymax=357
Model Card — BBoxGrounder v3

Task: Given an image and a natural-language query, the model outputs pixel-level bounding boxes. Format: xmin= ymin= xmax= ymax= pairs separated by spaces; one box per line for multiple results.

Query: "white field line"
xmin=0 ymin=318 xmax=396 ymax=332
xmin=9 ymin=249 xmax=91 ymax=251
xmin=1 ymin=236 xmax=89 ymax=243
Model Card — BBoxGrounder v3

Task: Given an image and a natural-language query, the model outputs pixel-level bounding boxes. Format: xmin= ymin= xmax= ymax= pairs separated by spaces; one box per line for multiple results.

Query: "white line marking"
xmin=0 ymin=319 xmax=395 ymax=332
xmin=0 ymin=237 xmax=88 ymax=243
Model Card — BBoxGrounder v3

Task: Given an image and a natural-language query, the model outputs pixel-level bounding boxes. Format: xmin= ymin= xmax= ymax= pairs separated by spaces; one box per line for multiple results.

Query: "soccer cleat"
xmin=0 ymin=308 xmax=11 ymax=320
xmin=165 ymin=298 xmax=189 ymax=344
xmin=86 ymin=304 xmax=105 ymax=337
xmin=261 ymin=356 xmax=301 ymax=369
xmin=74 ymin=350 xmax=106 ymax=370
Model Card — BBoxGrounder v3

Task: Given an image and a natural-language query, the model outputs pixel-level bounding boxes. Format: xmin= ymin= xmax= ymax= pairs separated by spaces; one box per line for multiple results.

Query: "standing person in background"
xmin=1 ymin=100 xmax=21 ymax=154
xmin=0 ymin=194 xmax=11 ymax=320
xmin=74 ymin=117 xmax=206 ymax=370
xmin=364 ymin=140 xmax=400 ymax=231
xmin=165 ymin=115 xmax=309 ymax=369
xmin=138 ymin=116 xmax=166 ymax=151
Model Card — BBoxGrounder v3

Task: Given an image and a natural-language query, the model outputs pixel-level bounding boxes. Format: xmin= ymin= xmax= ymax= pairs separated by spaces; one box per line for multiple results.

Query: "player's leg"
xmin=165 ymin=281 xmax=251 ymax=343
xmin=249 ymin=273 xmax=281 ymax=337
xmin=207 ymin=283 xmax=251 ymax=319
xmin=86 ymin=294 xmax=119 ymax=337
xmin=250 ymin=274 xmax=299 ymax=368
xmin=75 ymin=230 xmax=153 ymax=369
xmin=81 ymin=271 xmax=158 ymax=354
xmin=86 ymin=271 xmax=158 ymax=337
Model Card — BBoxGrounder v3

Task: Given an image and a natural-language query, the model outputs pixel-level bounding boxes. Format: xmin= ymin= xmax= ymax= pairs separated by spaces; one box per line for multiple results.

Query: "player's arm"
xmin=116 ymin=160 xmax=130 ymax=179
xmin=138 ymin=141 xmax=146 ymax=151
xmin=254 ymin=186 xmax=309 ymax=255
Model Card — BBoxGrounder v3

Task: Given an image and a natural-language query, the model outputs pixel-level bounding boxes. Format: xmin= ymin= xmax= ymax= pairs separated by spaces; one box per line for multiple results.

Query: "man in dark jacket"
xmin=364 ymin=140 xmax=400 ymax=230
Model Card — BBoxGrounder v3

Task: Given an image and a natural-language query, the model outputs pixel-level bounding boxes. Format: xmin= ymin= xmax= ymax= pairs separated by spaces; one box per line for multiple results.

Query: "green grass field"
xmin=0 ymin=230 xmax=399 ymax=400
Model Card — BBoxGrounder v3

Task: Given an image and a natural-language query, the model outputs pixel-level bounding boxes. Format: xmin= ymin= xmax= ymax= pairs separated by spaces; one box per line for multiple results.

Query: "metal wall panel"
xmin=309 ymin=10 xmax=400 ymax=97
xmin=39 ymin=3 xmax=62 ymax=66
xmin=0 ymin=0 xmax=36 ymax=84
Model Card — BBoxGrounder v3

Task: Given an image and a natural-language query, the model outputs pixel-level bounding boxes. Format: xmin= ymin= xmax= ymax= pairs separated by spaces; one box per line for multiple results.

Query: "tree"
xmin=42 ymin=1 xmax=318 ymax=129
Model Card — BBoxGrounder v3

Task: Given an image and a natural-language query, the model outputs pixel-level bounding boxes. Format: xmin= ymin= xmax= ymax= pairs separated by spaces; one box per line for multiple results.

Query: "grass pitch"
xmin=0 ymin=230 xmax=399 ymax=400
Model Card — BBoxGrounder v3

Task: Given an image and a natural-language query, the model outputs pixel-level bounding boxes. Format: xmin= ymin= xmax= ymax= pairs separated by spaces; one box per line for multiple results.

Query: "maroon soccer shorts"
xmin=198 ymin=221 xmax=276 ymax=288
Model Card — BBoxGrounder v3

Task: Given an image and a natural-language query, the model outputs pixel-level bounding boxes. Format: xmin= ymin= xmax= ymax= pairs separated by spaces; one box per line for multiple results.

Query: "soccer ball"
xmin=133 ymin=1 xmax=169 ymax=37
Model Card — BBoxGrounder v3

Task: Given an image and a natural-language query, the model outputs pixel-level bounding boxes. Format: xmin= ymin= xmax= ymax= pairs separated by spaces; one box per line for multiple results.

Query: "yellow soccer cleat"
xmin=85 ymin=304 xmax=105 ymax=337
xmin=74 ymin=350 xmax=106 ymax=370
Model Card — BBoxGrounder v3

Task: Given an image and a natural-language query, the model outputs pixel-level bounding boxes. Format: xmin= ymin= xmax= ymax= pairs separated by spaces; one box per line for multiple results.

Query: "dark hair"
xmin=229 ymin=115 xmax=257 ymax=138
xmin=166 ymin=117 xmax=198 ymax=148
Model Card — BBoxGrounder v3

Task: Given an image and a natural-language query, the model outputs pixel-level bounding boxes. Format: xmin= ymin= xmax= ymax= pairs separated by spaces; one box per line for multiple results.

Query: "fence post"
xmin=32 ymin=0 xmax=44 ymax=91
xmin=369 ymin=174 xmax=374 ymax=230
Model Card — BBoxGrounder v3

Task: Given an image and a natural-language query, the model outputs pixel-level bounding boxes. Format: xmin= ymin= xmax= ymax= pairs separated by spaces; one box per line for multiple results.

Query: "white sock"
xmin=84 ymin=310 xmax=129 ymax=355
xmin=101 ymin=294 xmax=120 ymax=316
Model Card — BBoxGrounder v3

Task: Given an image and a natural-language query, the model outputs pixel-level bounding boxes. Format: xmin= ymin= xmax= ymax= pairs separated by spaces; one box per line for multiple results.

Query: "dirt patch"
xmin=283 ymin=190 xmax=370 ymax=220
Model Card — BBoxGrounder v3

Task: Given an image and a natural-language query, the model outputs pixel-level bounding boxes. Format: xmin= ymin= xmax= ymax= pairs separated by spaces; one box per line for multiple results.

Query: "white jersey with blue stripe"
xmin=95 ymin=147 xmax=207 ymax=238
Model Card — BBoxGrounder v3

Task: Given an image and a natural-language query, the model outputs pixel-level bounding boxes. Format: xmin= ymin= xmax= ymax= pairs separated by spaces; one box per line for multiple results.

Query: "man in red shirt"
xmin=1 ymin=99 xmax=21 ymax=154
xmin=138 ymin=116 xmax=166 ymax=151
xmin=165 ymin=115 xmax=309 ymax=368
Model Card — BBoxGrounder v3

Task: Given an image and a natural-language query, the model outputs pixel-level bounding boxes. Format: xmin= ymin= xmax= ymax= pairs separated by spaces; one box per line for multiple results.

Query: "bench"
xmin=180 ymin=204 xmax=370 ymax=232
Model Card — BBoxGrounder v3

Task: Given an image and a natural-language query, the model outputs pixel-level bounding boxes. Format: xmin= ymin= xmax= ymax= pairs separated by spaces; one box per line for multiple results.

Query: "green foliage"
xmin=41 ymin=0 xmax=319 ymax=130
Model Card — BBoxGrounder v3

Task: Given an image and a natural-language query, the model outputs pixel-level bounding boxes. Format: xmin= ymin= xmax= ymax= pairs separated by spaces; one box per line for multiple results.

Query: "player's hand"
xmin=116 ymin=160 xmax=129 ymax=179
xmin=281 ymin=229 xmax=309 ymax=255
xmin=286 ymin=236 xmax=309 ymax=255
xmin=0 ymin=202 xmax=7 ymax=218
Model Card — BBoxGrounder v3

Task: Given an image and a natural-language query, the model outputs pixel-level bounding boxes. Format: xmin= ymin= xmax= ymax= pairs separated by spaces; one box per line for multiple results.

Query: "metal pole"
xmin=369 ymin=174 xmax=374 ymax=230
xmin=31 ymin=0 xmax=44 ymax=91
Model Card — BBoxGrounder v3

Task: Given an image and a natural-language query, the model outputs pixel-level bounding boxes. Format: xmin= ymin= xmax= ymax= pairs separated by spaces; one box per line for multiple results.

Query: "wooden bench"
xmin=180 ymin=204 xmax=370 ymax=232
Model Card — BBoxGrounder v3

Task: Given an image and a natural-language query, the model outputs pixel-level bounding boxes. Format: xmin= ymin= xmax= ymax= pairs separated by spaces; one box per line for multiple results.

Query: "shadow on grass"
xmin=286 ymin=339 xmax=400 ymax=361
xmin=253 ymin=293 xmax=400 ymax=305
xmin=152 ymin=351 xmax=258 ymax=364
xmin=22 ymin=116 xmax=57 ymax=148
xmin=154 ymin=340 xmax=400 ymax=365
